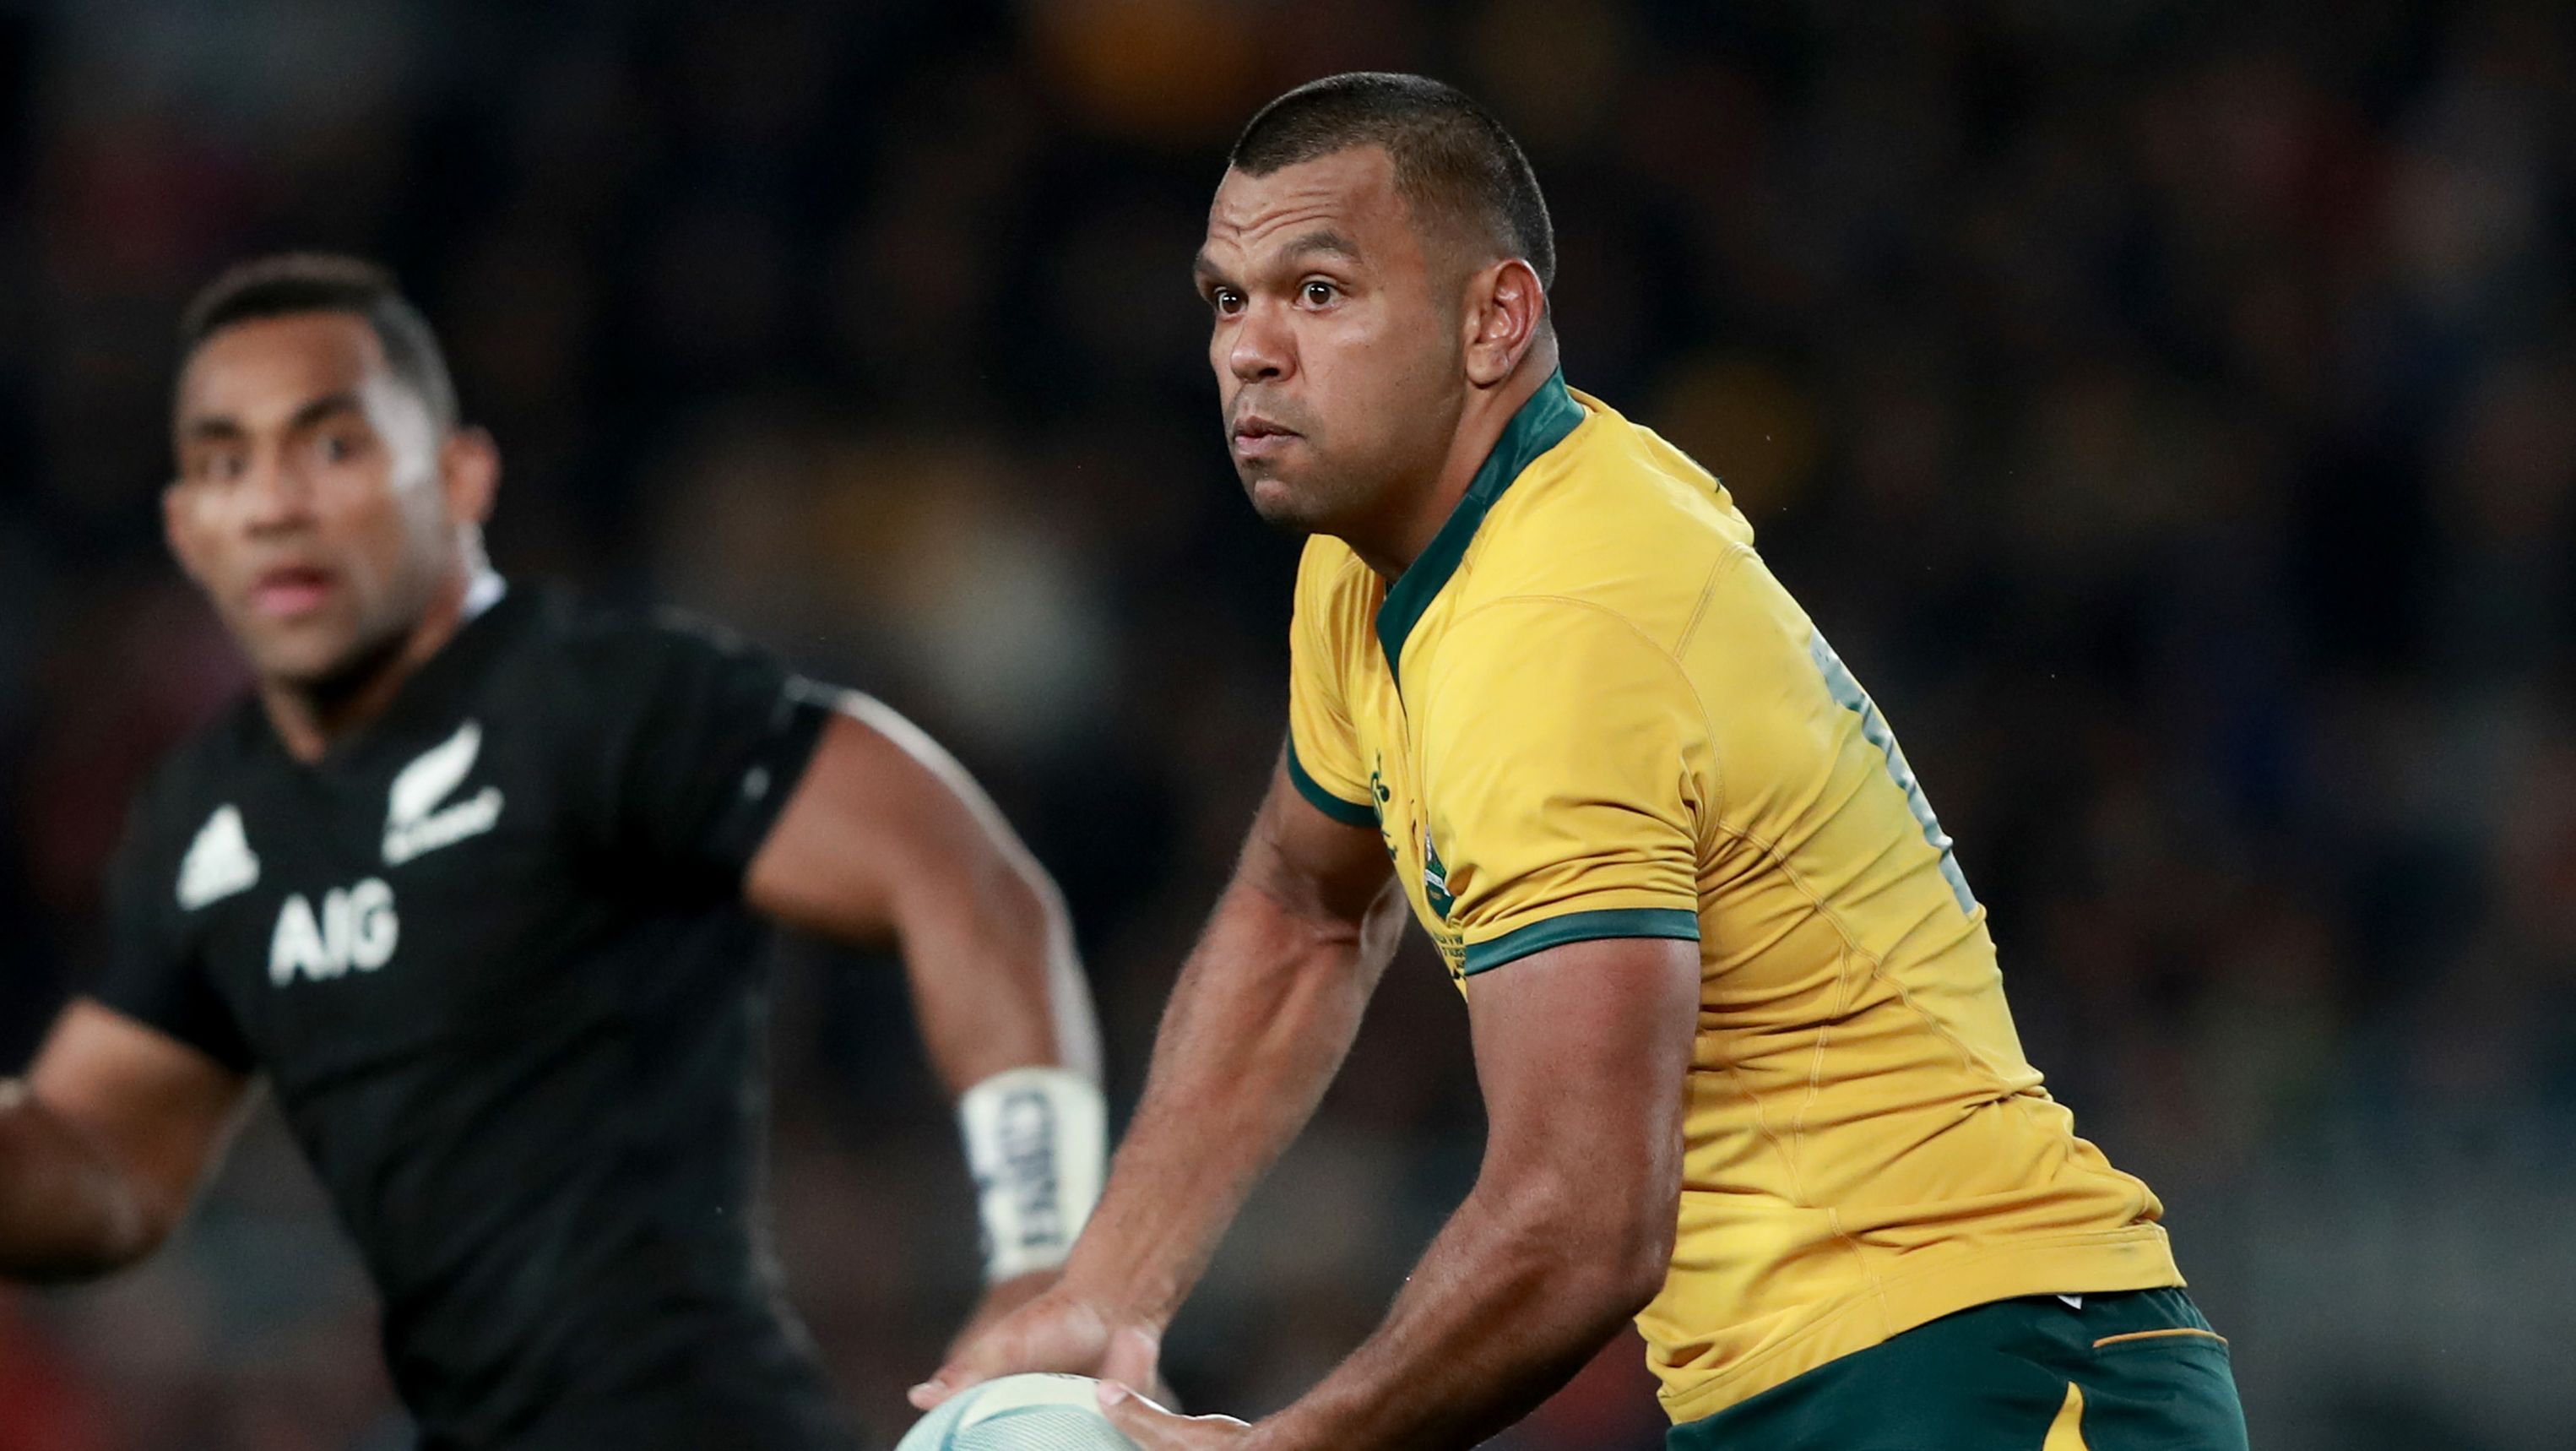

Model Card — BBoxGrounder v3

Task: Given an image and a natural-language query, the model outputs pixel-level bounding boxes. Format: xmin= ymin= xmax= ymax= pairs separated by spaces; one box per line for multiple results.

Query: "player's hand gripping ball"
xmin=895 ymin=1373 xmax=1142 ymax=1450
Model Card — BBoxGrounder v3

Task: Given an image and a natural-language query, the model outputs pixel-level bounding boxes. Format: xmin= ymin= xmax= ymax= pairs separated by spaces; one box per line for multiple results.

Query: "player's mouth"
xmin=1232 ymin=415 xmax=1299 ymax=460
xmin=249 ymin=564 xmax=339 ymax=619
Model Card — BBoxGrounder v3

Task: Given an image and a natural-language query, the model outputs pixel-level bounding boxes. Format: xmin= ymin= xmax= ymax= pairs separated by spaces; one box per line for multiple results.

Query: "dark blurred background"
xmin=1 ymin=1 xmax=2571 ymax=1448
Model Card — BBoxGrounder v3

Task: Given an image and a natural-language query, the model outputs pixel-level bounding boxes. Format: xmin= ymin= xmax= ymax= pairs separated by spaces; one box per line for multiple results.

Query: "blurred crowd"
xmin=1 ymin=2 xmax=2571 ymax=1448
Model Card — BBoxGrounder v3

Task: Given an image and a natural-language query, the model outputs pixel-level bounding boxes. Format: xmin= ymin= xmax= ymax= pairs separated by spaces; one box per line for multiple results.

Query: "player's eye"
xmin=194 ymin=451 xmax=247 ymax=483
xmin=1210 ymin=287 xmax=1244 ymax=316
xmin=316 ymin=432 xmax=362 ymax=465
xmin=1300 ymin=280 xmax=1337 ymax=307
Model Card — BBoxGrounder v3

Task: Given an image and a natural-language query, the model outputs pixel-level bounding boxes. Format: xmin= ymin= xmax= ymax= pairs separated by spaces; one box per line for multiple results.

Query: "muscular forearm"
xmin=1065 ymin=872 xmax=1395 ymax=1327
xmin=1255 ymin=1178 xmax=1665 ymax=1450
xmin=751 ymin=703 xmax=1103 ymax=1093
xmin=0 ymin=1082 xmax=163 ymax=1282
xmin=902 ymin=856 xmax=1099 ymax=1093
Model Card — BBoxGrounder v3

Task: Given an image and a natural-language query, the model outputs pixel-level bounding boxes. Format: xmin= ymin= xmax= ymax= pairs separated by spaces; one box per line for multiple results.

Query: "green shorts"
xmin=1668 ymin=1288 xmax=2247 ymax=1451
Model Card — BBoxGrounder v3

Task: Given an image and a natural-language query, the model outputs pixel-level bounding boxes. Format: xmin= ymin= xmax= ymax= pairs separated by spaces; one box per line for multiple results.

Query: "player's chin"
xmin=241 ymin=618 xmax=381 ymax=693
xmin=1239 ymin=470 xmax=1331 ymax=535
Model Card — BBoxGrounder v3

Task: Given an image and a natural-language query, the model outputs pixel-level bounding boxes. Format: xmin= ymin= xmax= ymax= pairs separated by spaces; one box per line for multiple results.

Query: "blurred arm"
xmin=913 ymin=749 xmax=1403 ymax=1404
xmin=0 ymin=1001 xmax=255 ymax=1282
xmin=1058 ymin=752 xmax=1403 ymax=1325
xmin=1239 ymin=936 xmax=1698 ymax=1450
xmin=747 ymin=696 xmax=1099 ymax=1091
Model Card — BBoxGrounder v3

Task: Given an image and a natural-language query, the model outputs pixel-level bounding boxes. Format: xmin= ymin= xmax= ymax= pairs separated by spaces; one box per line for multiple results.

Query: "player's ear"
xmin=440 ymin=426 xmax=500 ymax=529
xmin=1462 ymin=257 xmax=1545 ymax=389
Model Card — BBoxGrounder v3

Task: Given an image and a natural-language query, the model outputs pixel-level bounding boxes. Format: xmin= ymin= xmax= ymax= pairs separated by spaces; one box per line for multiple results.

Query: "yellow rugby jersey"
xmin=1283 ymin=372 xmax=2183 ymax=1421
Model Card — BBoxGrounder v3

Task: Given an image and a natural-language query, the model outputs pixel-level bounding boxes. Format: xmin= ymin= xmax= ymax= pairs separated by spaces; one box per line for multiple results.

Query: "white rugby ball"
xmin=894 ymin=1373 xmax=1142 ymax=1451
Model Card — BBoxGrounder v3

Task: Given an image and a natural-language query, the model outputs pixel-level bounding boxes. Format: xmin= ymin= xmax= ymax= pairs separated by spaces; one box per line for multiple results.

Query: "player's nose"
xmin=1227 ymin=303 xmax=1291 ymax=384
xmin=239 ymin=454 xmax=319 ymax=533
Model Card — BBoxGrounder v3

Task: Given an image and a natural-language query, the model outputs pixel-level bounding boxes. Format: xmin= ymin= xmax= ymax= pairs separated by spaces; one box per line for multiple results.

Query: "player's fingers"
xmin=1097 ymin=1382 xmax=1247 ymax=1448
xmin=909 ymin=1304 xmax=1092 ymax=1409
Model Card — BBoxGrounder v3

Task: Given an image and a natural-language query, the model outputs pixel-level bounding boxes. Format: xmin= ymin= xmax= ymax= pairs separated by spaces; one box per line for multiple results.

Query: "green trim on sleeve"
xmin=1285 ymin=743 xmax=1379 ymax=827
xmin=1460 ymin=907 xmax=1701 ymax=977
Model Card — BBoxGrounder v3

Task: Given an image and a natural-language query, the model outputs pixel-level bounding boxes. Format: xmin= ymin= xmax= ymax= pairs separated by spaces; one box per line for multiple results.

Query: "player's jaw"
xmin=220 ymin=543 xmax=426 ymax=693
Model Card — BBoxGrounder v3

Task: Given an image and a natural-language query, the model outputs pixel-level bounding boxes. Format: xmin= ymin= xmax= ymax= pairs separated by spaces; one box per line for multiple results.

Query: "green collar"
xmin=1375 ymin=370 xmax=1585 ymax=687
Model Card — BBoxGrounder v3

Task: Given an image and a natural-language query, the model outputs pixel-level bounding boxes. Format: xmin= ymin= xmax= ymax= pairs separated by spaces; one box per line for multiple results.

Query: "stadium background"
xmin=1 ymin=1 xmax=2570 ymax=1447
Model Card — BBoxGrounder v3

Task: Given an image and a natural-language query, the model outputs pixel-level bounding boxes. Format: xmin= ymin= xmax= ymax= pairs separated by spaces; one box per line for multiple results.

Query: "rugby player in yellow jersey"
xmin=917 ymin=73 xmax=2250 ymax=1449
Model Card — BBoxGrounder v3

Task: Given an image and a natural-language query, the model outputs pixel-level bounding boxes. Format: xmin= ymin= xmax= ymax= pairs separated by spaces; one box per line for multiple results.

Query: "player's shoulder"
xmin=123 ymin=693 xmax=274 ymax=845
xmin=1458 ymin=387 xmax=1759 ymax=651
xmin=504 ymin=584 xmax=780 ymax=691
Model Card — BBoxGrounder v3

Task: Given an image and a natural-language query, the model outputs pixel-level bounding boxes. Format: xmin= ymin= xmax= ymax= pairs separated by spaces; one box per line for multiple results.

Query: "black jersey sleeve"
xmin=90 ymin=799 xmax=258 ymax=1073
xmin=578 ymin=613 xmax=835 ymax=890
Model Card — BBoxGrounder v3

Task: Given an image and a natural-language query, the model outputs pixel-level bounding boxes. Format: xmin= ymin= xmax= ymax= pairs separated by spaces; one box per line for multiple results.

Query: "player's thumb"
xmin=1094 ymin=1380 xmax=1175 ymax=1443
xmin=908 ymin=1345 xmax=995 ymax=1411
xmin=1098 ymin=1323 xmax=1163 ymax=1395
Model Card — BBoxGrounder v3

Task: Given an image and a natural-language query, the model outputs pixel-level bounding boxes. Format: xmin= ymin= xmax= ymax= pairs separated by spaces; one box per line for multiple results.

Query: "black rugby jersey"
xmin=96 ymin=584 xmax=861 ymax=1451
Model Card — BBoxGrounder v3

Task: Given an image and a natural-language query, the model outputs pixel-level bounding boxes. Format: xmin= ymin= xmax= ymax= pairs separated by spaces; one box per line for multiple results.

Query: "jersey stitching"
xmin=1432 ymin=591 xmax=1729 ymax=828
xmin=1672 ymin=542 xmax=1753 ymax=658
xmin=1698 ymin=814 xmax=2027 ymax=1232
xmin=1722 ymin=802 xmax=2017 ymax=1095
xmin=1792 ymin=939 xmax=1865 ymax=1239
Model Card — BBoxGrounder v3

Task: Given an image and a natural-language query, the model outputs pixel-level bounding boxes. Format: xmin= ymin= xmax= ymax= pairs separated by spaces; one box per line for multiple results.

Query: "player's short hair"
xmin=179 ymin=253 xmax=460 ymax=431
xmin=1228 ymin=72 xmax=1555 ymax=291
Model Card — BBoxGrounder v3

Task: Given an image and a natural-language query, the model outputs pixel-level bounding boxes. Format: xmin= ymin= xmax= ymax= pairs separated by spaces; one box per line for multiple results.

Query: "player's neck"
xmin=1345 ymin=345 xmax=1559 ymax=582
xmin=259 ymin=567 xmax=476 ymax=764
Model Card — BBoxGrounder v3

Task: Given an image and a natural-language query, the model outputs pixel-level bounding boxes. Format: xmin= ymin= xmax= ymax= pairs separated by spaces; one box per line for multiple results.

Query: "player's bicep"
xmin=31 ymin=1001 xmax=258 ymax=1228
xmin=1465 ymin=936 xmax=1698 ymax=1253
xmin=584 ymin=617 xmax=833 ymax=883
xmin=745 ymin=695 xmax=1036 ymax=942
xmin=1246 ymin=743 xmax=1401 ymax=933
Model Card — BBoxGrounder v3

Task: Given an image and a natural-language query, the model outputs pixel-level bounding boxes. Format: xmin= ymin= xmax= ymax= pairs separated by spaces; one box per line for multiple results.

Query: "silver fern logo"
xmin=383 ymin=721 xmax=505 ymax=866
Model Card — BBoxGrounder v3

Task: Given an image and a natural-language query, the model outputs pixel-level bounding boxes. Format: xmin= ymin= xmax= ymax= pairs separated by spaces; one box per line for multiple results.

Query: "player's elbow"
xmin=0 ymin=1147 xmax=184 ymax=1284
xmin=1587 ymin=1195 xmax=1678 ymax=1318
xmin=903 ymin=845 xmax=1097 ymax=1076
xmin=907 ymin=839 xmax=1062 ymax=976
xmin=26 ymin=1200 xmax=176 ymax=1284
xmin=1509 ymin=1174 xmax=1676 ymax=1323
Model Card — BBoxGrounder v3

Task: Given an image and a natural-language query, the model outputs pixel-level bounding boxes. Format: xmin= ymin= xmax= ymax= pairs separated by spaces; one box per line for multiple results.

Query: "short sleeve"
xmin=1284 ymin=540 xmax=1378 ymax=828
xmin=89 ymin=800 xmax=258 ymax=1072
xmin=584 ymin=615 xmax=835 ymax=888
xmin=1417 ymin=601 xmax=1706 ymax=977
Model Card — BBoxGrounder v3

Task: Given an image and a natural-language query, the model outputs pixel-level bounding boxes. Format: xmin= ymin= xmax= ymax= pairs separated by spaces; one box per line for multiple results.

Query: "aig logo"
xmin=270 ymin=879 xmax=400 ymax=986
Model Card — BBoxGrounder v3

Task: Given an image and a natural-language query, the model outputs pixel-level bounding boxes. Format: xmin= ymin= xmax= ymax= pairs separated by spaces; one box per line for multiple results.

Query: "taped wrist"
xmin=957 ymin=1066 xmax=1106 ymax=1282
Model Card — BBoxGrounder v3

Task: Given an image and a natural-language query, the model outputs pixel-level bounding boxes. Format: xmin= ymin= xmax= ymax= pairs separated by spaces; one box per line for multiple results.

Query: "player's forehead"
xmin=1200 ymin=146 xmax=1407 ymax=269
xmin=176 ymin=312 xmax=393 ymax=431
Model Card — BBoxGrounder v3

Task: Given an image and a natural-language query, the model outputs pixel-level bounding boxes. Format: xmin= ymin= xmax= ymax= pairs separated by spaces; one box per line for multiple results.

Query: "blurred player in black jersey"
xmin=0 ymin=253 xmax=1110 ymax=1450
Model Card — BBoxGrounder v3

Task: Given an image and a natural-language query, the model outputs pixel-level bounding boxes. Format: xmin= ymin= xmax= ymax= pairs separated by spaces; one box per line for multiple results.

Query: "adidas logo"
xmin=176 ymin=806 xmax=261 ymax=911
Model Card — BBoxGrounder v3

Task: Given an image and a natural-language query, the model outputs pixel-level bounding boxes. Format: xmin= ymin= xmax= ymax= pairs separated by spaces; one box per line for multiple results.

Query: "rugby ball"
xmin=894 ymin=1373 xmax=1142 ymax=1451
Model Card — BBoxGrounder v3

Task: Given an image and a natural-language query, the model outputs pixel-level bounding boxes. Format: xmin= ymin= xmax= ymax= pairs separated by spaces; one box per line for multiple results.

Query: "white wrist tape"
xmin=958 ymin=1066 xmax=1106 ymax=1283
